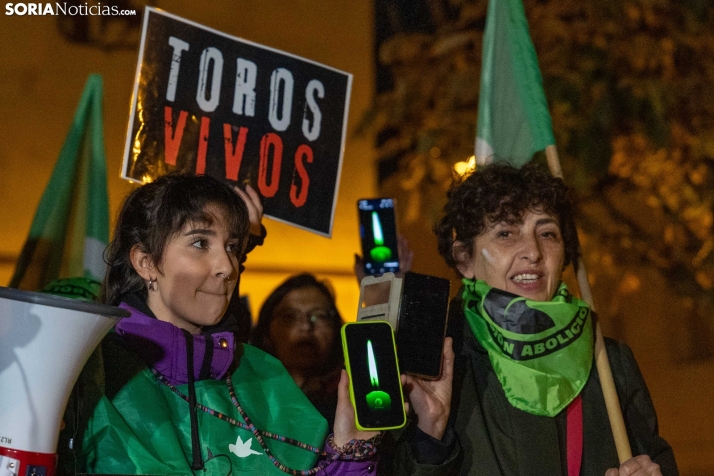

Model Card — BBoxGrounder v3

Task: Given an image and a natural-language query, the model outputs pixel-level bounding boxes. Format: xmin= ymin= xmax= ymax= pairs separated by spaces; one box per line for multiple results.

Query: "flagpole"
xmin=545 ymin=145 xmax=633 ymax=463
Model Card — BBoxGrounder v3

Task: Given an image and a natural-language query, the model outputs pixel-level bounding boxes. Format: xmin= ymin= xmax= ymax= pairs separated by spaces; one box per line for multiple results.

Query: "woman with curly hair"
xmin=391 ymin=162 xmax=677 ymax=475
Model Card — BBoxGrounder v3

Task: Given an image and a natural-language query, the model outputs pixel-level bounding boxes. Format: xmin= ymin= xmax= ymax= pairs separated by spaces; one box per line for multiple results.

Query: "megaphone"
xmin=0 ymin=286 xmax=128 ymax=476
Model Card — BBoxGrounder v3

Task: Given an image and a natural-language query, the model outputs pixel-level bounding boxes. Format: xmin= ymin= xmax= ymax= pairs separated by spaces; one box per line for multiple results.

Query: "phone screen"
xmin=342 ymin=321 xmax=405 ymax=430
xmin=357 ymin=198 xmax=399 ymax=276
xmin=396 ymin=272 xmax=451 ymax=379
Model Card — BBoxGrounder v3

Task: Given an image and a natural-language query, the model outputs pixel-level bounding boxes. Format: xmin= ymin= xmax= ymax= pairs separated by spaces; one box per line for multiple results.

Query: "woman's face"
xmin=455 ymin=209 xmax=565 ymax=301
xmin=268 ymin=286 xmax=337 ymax=377
xmin=145 ymin=206 xmax=241 ymax=334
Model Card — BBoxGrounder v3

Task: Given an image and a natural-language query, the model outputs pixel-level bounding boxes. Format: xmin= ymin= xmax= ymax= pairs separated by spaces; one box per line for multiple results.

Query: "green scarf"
xmin=462 ymin=279 xmax=593 ymax=417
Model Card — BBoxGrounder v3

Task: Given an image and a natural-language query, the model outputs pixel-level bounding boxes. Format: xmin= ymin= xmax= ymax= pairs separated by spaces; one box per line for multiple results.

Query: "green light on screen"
xmin=366 ymin=339 xmax=392 ymax=411
xmin=369 ymin=212 xmax=392 ymax=262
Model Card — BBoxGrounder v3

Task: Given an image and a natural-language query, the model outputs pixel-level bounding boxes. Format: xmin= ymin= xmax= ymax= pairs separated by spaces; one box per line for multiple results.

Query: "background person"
xmin=252 ymin=273 xmax=345 ymax=429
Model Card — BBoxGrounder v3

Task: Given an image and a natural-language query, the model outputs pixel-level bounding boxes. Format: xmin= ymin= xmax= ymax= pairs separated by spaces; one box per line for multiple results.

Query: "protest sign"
xmin=122 ymin=7 xmax=352 ymax=236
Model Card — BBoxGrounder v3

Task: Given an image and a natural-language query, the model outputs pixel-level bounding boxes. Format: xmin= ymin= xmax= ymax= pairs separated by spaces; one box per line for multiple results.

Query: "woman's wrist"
xmin=416 ymin=414 xmax=448 ymax=441
xmin=326 ymin=433 xmax=381 ymax=460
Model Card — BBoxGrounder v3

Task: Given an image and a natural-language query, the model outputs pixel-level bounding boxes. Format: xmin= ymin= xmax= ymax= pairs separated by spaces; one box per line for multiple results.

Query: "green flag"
xmin=476 ymin=0 xmax=555 ymax=167
xmin=10 ymin=74 xmax=109 ymax=290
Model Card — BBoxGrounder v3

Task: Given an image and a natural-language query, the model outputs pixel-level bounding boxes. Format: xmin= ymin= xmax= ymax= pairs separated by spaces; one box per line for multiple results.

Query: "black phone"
xmin=357 ymin=198 xmax=400 ymax=276
xmin=396 ymin=272 xmax=451 ymax=379
xmin=341 ymin=321 xmax=406 ymax=431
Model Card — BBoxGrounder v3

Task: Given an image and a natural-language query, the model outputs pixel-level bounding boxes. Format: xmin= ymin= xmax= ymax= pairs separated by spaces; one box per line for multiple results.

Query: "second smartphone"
xmin=396 ymin=272 xmax=451 ymax=379
xmin=342 ymin=321 xmax=406 ymax=431
xmin=357 ymin=198 xmax=400 ymax=276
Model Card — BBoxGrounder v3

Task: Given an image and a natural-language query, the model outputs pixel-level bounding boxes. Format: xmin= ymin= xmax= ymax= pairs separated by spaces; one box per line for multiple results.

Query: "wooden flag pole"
xmin=545 ymin=145 xmax=633 ymax=463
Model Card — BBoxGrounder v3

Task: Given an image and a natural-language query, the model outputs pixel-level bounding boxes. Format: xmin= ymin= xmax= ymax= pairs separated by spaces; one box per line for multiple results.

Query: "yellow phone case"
xmin=341 ymin=321 xmax=406 ymax=431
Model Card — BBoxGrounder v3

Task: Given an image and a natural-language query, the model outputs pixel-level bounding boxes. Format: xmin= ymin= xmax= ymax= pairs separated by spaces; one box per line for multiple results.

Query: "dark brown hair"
xmin=434 ymin=161 xmax=580 ymax=273
xmin=251 ymin=273 xmax=344 ymax=372
xmin=102 ymin=173 xmax=250 ymax=305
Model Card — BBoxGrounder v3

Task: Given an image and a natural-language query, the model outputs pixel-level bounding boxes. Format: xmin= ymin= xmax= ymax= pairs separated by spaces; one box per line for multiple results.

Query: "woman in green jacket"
xmin=78 ymin=173 xmax=379 ymax=475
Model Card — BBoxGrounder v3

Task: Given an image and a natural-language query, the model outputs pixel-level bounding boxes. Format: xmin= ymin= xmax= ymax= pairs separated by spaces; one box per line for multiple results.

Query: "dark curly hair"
xmin=434 ymin=161 xmax=580 ymax=274
xmin=102 ymin=173 xmax=250 ymax=305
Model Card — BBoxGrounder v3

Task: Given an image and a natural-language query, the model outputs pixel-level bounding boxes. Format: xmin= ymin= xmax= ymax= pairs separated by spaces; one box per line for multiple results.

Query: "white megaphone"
xmin=0 ymin=286 xmax=128 ymax=476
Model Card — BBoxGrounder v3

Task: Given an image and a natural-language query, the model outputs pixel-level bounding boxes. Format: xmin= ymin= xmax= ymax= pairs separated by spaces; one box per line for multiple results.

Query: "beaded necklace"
xmin=152 ymin=369 xmax=378 ymax=475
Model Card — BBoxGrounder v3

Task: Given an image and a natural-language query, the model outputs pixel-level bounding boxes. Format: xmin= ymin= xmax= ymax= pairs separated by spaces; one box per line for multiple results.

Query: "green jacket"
xmin=391 ymin=307 xmax=678 ymax=476
xmin=81 ymin=334 xmax=328 ymax=475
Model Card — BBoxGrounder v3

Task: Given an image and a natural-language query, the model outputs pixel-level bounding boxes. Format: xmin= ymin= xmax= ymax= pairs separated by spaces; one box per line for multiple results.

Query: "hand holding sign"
xmin=233 ymin=184 xmax=263 ymax=237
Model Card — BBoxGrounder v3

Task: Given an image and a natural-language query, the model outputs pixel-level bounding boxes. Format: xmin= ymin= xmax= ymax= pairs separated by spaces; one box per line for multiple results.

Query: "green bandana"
xmin=41 ymin=276 xmax=101 ymax=302
xmin=462 ymin=279 xmax=593 ymax=417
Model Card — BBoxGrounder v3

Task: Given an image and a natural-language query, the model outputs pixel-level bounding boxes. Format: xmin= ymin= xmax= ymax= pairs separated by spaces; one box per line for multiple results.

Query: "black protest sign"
xmin=122 ymin=7 xmax=352 ymax=236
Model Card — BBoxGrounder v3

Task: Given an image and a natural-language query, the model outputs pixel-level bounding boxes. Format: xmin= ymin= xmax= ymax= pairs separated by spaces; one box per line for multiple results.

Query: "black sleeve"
xmin=409 ymin=425 xmax=457 ymax=465
xmin=57 ymin=332 xmax=147 ymax=475
xmin=384 ymin=420 xmax=461 ymax=476
xmin=608 ymin=339 xmax=679 ymax=475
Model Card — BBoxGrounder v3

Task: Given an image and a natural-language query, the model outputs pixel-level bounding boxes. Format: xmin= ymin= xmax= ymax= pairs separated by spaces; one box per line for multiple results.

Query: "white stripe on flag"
xmin=84 ymin=236 xmax=107 ymax=281
xmin=475 ymin=137 xmax=495 ymax=166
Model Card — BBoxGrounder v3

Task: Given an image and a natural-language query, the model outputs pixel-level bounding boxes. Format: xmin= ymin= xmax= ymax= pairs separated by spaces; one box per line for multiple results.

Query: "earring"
xmin=148 ymin=277 xmax=156 ymax=291
xmin=220 ymin=273 xmax=229 ymax=281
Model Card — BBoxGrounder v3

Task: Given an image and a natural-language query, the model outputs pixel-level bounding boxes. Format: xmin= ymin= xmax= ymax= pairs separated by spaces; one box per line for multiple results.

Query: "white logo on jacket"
xmin=229 ymin=435 xmax=262 ymax=458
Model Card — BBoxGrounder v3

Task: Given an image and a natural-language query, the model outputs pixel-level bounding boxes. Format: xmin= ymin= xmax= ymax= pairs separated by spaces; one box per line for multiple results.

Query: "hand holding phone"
xmin=341 ymin=321 xmax=406 ymax=431
xmin=401 ymin=337 xmax=455 ymax=441
xmin=332 ymin=369 xmax=379 ymax=447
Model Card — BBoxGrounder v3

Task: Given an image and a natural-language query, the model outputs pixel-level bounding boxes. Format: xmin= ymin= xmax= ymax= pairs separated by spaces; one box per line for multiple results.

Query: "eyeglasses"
xmin=275 ymin=308 xmax=336 ymax=327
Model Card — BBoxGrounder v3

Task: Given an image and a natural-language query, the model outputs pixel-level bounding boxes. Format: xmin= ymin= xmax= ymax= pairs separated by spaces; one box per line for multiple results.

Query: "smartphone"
xmin=396 ymin=272 xmax=451 ymax=379
xmin=342 ymin=321 xmax=406 ymax=431
xmin=357 ymin=198 xmax=400 ymax=276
